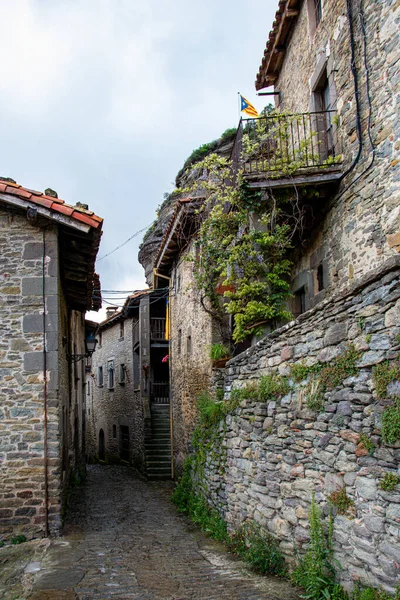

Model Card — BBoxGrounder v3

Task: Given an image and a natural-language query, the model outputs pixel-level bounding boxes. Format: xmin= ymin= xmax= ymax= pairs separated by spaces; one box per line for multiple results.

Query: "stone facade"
xmin=169 ymin=243 xmax=216 ymax=474
xmin=191 ymin=257 xmax=400 ymax=593
xmin=0 ymin=189 xmax=102 ymax=540
xmin=86 ymin=312 xmax=145 ymax=469
xmin=87 ymin=289 xmax=171 ymax=477
xmin=268 ymin=0 xmax=400 ymax=304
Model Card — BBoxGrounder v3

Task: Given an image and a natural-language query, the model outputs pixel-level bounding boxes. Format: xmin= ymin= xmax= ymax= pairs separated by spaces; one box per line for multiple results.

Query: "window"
xmin=187 ymin=335 xmax=192 ymax=356
xmin=317 ymin=264 xmax=324 ymax=292
xmin=119 ymin=364 xmax=126 ymax=384
xmin=133 ymin=349 xmax=140 ymax=389
xmin=294 ymin=287 xmax=306 ymax=317
xmin=307 ymin=0 xmax=322 ymax=37
xmin=314 ymin=0 xmax=322 ymax=27
xmin=87 ymin=380 xmax=91 ymax=396
xmin=177 ymin=329 xmax=182 ymax=355
xmin=107 ymin=359 xmax=115 ymax=389
xmin=312 ymin=68 xmax=334 ymax=157
xmin=119 ymin=321 xmax=124 ymax=339
xmin=113 ymin=424 xmax=117 ymax=438
xmin=98 ymin=331 xmax=102 ymax=348
xmin=97 ymin=366 xmax=103 ymax=386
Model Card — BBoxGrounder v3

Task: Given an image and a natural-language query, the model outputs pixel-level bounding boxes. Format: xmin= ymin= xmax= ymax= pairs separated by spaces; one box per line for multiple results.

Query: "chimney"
xmin=106 ymin=307 xmax=118 ymax=319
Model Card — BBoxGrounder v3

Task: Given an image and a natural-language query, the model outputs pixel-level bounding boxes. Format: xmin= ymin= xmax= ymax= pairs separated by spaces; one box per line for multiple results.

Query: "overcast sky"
xmin=0 ymin=0 xmax=277 ymax=319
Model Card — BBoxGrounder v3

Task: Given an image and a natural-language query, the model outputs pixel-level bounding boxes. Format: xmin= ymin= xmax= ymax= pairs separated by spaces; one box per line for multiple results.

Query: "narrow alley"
xmin=7 ymin=465 xmax=299 ymax=600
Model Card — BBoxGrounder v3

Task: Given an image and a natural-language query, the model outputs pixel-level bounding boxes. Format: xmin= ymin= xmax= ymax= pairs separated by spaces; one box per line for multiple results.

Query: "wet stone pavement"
xmin=5 ymin=465 xmax=300 ymax=600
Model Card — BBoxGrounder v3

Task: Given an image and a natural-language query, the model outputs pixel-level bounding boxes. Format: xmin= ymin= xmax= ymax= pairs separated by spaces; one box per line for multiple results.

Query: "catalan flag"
xmin=240 ymin=95 xmax=258 ymax=117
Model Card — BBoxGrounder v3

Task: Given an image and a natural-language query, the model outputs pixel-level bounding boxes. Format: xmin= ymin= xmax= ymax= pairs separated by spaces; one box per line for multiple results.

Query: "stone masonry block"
xmin=22 ymin=277 xmax=58 ymax=297
xmin=23 ymin=313 xmax=58 ymax=334
xmin=23 ymin=350 xmax=58 ymax=372
xmin=323 ymin=322 xmax=348 ymax=346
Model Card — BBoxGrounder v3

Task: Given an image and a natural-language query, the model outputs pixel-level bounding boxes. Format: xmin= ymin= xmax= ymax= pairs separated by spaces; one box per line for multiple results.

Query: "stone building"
xmin=0 ymin=180 xmax=102 ymax=540
xmin=144 ymin=0 xmax=400 ymax=591
xmin=87 ymin=288 xmax=171 ymax=479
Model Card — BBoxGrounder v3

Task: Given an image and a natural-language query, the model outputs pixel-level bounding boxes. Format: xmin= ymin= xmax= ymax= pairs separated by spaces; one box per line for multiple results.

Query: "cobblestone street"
xmin=2 ymin=465 xmax=299 ymax=600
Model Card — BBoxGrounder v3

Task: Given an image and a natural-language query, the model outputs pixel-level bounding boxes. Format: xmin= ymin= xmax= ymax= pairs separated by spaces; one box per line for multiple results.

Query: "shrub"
xmin=11 ymin=534 xmax=27 ymax=545
xmin=359 ymin=433 xmax=375 ymax=455
xmin=292 ymin=494 xmax=346 ymax=600
xmin=381 ymin=398 xmax=400 ymax=444
xmin=210 ymin=343 xmax=231 ymax=361
xmin=328 ymin=487 xmax=355 ymax=516
xmin=230 ymin=373 xmax=290 ymax=403
xmin=229 ymin=521 xmax=286 ymax=576
xmin=379 ymin=471 xmax=400 ymax=492
xmin=196 ymin=391 xmax=225 ymax=427
xmin=372 ymin=361 xmax=400 ymax=399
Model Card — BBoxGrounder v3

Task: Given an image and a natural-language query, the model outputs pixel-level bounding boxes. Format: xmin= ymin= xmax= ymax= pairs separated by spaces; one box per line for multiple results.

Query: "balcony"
xmin=151 ymin=382 xmax=169 ymax=405
xmin=150 ymin=318 xmax=167 ymax=342
xmin=231 ymin=111 xmax=343 ymax=189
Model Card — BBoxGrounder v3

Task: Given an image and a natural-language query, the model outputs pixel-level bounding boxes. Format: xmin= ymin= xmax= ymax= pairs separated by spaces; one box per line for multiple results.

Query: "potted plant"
xmin=210 ymin=343 xmax=231 ymax=368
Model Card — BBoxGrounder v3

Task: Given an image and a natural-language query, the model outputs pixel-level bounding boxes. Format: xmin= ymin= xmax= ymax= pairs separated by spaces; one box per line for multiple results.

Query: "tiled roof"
xmin=255 ymin=0 xmax=301 ymax=91
xmin=0 ymin=180 xmax=103 ymax=230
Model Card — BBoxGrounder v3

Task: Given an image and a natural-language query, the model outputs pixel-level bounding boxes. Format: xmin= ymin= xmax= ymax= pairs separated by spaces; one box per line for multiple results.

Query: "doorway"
xmin=99 ymin=429 xmax=105 ymax=461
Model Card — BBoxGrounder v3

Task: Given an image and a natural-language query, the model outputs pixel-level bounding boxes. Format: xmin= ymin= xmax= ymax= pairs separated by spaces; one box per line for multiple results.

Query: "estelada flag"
xmin=240 ymin=95 xmax=258 ymax=117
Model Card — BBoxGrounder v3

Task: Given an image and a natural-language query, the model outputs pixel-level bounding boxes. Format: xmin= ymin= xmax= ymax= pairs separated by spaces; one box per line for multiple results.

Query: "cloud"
xmin=0 ymin=0 xmax=277 ymax=311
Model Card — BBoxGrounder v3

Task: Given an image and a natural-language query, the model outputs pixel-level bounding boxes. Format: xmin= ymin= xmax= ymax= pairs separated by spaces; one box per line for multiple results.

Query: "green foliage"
xmin=171 ymin=458 xmax=228 ymax=542
xmin=351 ymin=584 xmax=400 ymax=600
xmin=365 ymin=333 xmax=372 ymax=344
xmin=292 ymin=494 xmax=346 ymax=600
xmin=228 ymin=521 xmax=286 ymax=576
xmin=290 ymin=361 xmax=322 ymax=383
xmin=359 ymin=433 xmax=375 ymax=455
xmin=372 ymin=361 xmax=400 ymax=399
xmin=382 ymin=398 xmax=400 ymax=444
xmin=328 ymin=487 xmax=355 ymax=516
xmin=304 ymin=345 xmax=360 ymax=412
xmin=0 ymin=538 xmax=4 ymax=547
xmin=230 ymin=373 xmax=290 ymax=403
xmin=10 ymin=535 xmax=27 ymax=545
xmin=210 ymin=343 xmax=231 ymax=361
xmin=379 ymin=471 xmax=400 ymax=491
xmin=196 ymin=391 xmax=226 ymax=428
xmin=179 ymin=150 xmax=296 ymax=343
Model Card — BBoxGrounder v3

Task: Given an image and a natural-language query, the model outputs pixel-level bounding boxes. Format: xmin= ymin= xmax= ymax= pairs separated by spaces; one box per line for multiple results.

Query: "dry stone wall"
xmin=193 ymin=257 xmax=400 ymax=593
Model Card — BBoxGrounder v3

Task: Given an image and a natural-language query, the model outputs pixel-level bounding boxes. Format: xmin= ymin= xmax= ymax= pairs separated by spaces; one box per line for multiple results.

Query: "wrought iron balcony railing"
xmin=231 ymin=111 xmax=342 ymax=180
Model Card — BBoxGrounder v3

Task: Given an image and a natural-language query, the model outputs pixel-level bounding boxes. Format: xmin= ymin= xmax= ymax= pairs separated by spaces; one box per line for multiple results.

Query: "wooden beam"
xmin=246 ymin=171 xmax=342 ymax=189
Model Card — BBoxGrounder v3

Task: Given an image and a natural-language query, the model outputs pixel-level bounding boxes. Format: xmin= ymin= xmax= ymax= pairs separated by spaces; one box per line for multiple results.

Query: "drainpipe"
xmin=41 ymin=227 xmax=49 ymax=537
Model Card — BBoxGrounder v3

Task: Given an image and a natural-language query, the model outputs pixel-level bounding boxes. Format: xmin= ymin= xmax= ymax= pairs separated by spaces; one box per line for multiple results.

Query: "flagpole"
xmin=237 ymin=92 xmax=241 ymax=122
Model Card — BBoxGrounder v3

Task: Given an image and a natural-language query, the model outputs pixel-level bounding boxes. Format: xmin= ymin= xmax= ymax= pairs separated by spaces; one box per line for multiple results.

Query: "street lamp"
xmin=70 ymin=331 xmax=98 ymax=363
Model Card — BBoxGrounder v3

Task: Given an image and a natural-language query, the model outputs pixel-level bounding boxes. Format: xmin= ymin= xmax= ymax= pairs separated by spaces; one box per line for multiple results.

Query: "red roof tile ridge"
xmin=0 ymin=180 xmax=103 ymax=229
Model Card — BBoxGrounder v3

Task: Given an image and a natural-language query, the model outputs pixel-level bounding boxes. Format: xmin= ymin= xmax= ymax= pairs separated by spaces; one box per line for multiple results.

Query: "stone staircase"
xmin=145 ymin=404 xmax=172 ymax=480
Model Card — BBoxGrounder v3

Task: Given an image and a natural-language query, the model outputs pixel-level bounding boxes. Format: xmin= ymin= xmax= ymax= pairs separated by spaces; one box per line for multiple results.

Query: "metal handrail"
xmin=231 ymin=110 xmax=342 ymax=177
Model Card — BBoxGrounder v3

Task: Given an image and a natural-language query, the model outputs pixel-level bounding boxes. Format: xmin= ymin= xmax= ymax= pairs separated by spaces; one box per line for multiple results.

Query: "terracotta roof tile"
xmin=0 ymin=180 xmax=103 ymax=230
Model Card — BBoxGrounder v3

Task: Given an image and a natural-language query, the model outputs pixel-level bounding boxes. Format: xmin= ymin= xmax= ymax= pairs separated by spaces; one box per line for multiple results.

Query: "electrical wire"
xmin=97 ymin=223 xmax=153 ymax=262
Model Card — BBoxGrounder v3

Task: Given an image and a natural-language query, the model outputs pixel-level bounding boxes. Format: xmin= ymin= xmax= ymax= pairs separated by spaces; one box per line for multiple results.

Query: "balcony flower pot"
xmin=212 ymin=357 xmax=229 ymax=368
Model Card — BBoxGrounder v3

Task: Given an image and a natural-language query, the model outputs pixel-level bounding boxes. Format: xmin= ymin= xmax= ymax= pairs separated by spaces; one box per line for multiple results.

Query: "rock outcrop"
xmin=138 ymin=132 xmax=235 ymax=285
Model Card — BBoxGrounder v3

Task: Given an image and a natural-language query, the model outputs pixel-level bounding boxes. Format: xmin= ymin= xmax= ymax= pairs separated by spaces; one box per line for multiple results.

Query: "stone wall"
xmin=273 ymin=0 xmax=400 ymax=300
xmin=88 ymin=316 xmax=146 ymax=471
xmin=192 ymin=257 xmax=400 ymax=593
xmin=0 ymin=211 xmax=84 ymax=539
xmin=170 ymin=242 xmax=216 ymax=474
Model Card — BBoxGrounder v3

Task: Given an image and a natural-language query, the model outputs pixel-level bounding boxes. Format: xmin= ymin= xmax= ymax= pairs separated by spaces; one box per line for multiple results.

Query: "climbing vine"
xmin=181 ymin=150 xmax=303 ymax=343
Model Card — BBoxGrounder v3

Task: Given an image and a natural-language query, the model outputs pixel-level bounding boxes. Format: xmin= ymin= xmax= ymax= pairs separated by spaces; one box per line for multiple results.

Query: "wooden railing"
xmin=150 ymin=318 xmax=166 ymax=341
xmin=151 ymin=382 xmax=169 ymax=404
